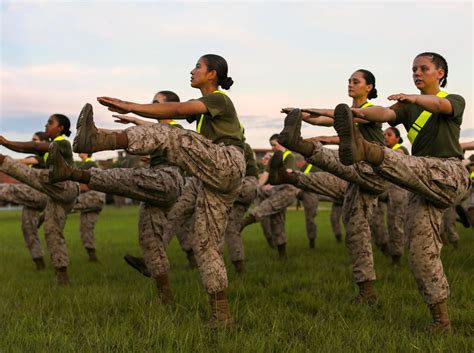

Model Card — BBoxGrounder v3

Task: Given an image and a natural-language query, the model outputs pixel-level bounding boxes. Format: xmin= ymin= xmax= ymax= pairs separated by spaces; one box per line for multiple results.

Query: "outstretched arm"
xmin=460 ymin=141 xmax=474 ymax=151
xmin=388 ymin=93 xmax=454 ymax=115
xmin=112 ymin=114 xmax=155 ymax=126
xmin=97 ymin=97 xmax=208 ymax=120
xmin=0 ymin=136 xmax=50 ymax=154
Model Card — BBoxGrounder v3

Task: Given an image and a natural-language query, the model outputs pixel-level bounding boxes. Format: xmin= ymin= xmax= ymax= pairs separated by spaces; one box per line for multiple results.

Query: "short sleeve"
xmin=284 ymin=154 xmax=296 ymax=171
xmin=199 ymin=92 xmax=226 ymax=118
xmin=390 ymin=104 xmax=409 ymax=127
xmin=444 ymin=94 xmax=465 ymax=124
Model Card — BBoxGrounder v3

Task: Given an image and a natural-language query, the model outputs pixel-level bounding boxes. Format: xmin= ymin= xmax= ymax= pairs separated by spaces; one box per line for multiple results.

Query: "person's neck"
xmin=352 ymin=96 xmax=368 ymax=108
xmin=420 ymin=85 xmax=440 ymax=95
xmin=200 ymin=84 xmax=219 ymax=96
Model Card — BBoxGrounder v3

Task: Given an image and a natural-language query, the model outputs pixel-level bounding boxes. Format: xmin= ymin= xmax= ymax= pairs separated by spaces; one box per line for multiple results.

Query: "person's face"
xmin=270 ymin=139 xmax=283 ymax=152
xmin=412 ymin=56 xmax=444 ymax=91
xmin=152 ymin=93 xmax=167 ymax=104
xmin=348 ymin=71 xmax=372 ymax=99
xmin=32 ymin=134 xmax=41 ymax=143
xmin=384 ymin=128 xmax=399 ymax=148
xmin=79 ymin=153 xmax=88 ymax=160
xmin=190 ymin=57 xmax=216 ymax=88
xmin=44 ymin=116 xmax=63 ymax=138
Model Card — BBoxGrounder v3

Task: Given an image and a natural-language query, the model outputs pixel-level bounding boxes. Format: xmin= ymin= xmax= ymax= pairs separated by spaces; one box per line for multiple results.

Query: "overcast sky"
xmin=1 ymin=0 xmax=472 ymax=160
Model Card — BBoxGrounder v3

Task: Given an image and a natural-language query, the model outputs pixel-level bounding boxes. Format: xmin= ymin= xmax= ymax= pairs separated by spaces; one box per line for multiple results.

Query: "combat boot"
xmin=333 ymin=104 xmax=384 ymax=166
xmin=86 ymin=248 xmax=99 ymax=262
xmin=232 ymin=260 xmax=245 ymax=274
xmin=155 ymin=274 xmax=173 ymax=305
xmin=33 ymin=257 xmax=46 ymax=271
xmin=55 ymin=266 xmax=70 ymax=286
xmin=427 ymin=301 xmax=452 ymax=334
xmin=73 ymin=103 xmax=128 ymax=153
xmin=309 ymin=239 xmax=315 ymax=249
xmin=391 ymin=254 xmax=401 ymax=265
xmin=268 ymin=151 xmax=298 ymax=186
xmin=351 ymin=280 xmax=377 ymax=305
xmin=123 ymin=254 xmax=151 ymax=277
xmin=185 ymin=250 xmax=198 ymax=269
xmin=277 ymin=243 xmax=287 ymax=259
xmin=277 ymin=109 xmax=315 ymax=157
xmin=208 ymin=291 xmax=234 ymax=329
xmin=48 ymin=143 xmax=90 ymax=183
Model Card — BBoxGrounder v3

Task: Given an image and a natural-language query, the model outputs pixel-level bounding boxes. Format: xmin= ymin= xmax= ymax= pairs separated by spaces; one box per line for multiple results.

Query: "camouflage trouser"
xmin=73 ymin=190 xmax=105 ymax=250
xmin=371 ymin=198 xmax=388 ymax=248
xmin=301 ymin=191 xmax=319 ymax=241
xmin=125 ymin=124 xmax=245 ymax=293
xmin=163 ymin=177 xmax=195 ymax=253
xmin=1 ymin=157 xmax=79 ymax=268
xmin=220 ymin=176 xmax=258 ymax=261
xmin=295 ymin=171 xmax=347 ymax=204
xmin=305 ymin=142 xmax=390 ymax=284
xmin=374 ymin=149 xmax=470 ymax=304
xmin=0 ymin=183 xmax=47 ymax=259
xmin=252 ymin=185 xmax=298 ymax=246
xmin=330 ymin=202 xmax=344 ymax=240
xmin=387 ymin=184 xmax=408 ymax=256
xmin=441 ymin=207 xmax=459 ymax=244
xmin=88 ymin=166 xmax=182 ymax=208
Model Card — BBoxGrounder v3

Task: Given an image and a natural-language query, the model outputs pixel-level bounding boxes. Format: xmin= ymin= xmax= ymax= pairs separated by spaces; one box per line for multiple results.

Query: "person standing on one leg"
xmin=299 ymin=163 xmax=320 ymax=249
xmin=0 ymin=115 xmax=79 ymax=285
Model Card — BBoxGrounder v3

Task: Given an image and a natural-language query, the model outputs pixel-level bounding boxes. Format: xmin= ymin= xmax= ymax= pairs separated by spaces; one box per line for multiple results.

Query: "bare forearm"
xmin=2 ymin=141 xmax=50 ymax=154
xmin=354 ymin=106 xmax=396 ymax=123
xmin=413 ymin=95 xmax=452 ymax=114
xmin=460 ymin=141 xmax=474 ymax=151
xmin=258 ymin=172 xmax=269 ymax=187
xmin=303 ymin=115 xmax=334 ymax=126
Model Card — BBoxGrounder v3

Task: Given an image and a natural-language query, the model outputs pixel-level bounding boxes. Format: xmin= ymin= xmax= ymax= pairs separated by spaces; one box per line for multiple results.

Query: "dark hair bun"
xmin=221 ymin=77 xmax=234 ymax=90
xmin=368 ymin=88 xmax=378 ymax=100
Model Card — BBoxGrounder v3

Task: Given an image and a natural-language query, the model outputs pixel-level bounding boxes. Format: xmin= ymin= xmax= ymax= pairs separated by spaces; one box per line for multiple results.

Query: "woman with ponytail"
xmin=0 ymin=114 xmax=79 ymax=285
xmin=48 ymin=54 xmax=244 ymax=329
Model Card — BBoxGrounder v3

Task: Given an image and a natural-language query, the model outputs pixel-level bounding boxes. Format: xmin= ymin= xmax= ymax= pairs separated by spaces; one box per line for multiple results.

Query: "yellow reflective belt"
xmin=282 ymin=150 xmax=291 ymax=161
xmin=168 ymin=120 xmax=178 ymax=125
xmin=407 ymin=91 xmax=448 ymax=144
xmin=84 ymin=157 xmax=93 ymax=162
xmin=43 ymin=135 xmax=65 ymax=163
xmin=304 ymin=164 xmax=313 ymax=174
xmin=360 ymin=102 xmax=373 ymax=109
xmin=392 ymin=143 xmax=401 ymax=151
xmin=196 ymin=90 xmax=244 ymax=134
xmin=470 ymin=171 xmax=474 ymax=179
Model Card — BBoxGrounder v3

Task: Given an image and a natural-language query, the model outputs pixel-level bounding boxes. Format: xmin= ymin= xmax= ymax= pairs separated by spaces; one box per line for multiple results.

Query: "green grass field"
xmin=0 ymin=205 xmax=473 ymax=352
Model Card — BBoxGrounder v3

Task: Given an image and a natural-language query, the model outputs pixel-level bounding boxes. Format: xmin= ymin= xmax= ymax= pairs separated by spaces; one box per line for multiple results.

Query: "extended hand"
xmin=97 ymin=97 xmax=132 ymax=114
xmin=387 ymin=93 xmax=417 ymax=104
xmin=113 ymin=114 xmax=136 ymax=125
xmin=0 ymin=136 xmax=8 ymax=145
xmin=281 ymin=107 xmax=297 ymax=114
xmin=300 ymin=108 xmax=322 ymax=117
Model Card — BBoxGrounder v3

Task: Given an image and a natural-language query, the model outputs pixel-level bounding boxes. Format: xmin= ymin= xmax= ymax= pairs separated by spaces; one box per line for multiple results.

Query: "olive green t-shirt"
xmin=44 ymin=138 xmax=73 ymax=165
xmin=150 ymin=122 xmax=183 ymax=167
xmin=266 ymin=151 xmax=296 ymax=172
xmin=356 ymin=102 xmax=384 ymax=144
xmin=186 ymin=92 xmax=244 ymax=149
xmin=244 ymin=143 xmax=258 ymax=178
xmin=391 ymin=94 xmax=464 ymax=158
xmin=32 ymin=154 xmax=46 ymax=169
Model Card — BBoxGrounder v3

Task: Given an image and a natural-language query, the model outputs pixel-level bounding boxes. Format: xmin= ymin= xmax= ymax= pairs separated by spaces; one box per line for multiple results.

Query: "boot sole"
xmin=333 ymin=104 xmax=357 ymax=166
xmin=277 ymin=109 xmax=302 ymax=149
xmin=124 ymin=255 xmax=151 ymax=277
xmin=47 ymin=143 xmax=62 ymax=183
xmin=73 ymin=103 xmax=94 ymax=153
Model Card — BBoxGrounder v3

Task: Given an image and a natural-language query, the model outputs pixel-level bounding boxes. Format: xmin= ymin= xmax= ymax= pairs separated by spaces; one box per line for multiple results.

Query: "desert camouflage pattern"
xmin=330 ymin=202 xmax=344 ymax=241
xmin=301 ymin=191 xmax=319 ymax=241
xmin=375 ymin=148 xmax=470 ymax=304
xmin=252 ymin=184 xmax=298 ymax=246
xmin=125 ymin=124 xmax=245 ymax=293
xmin=387 ymin=184 xmax=408 ymax=256
xmin=441 ymin=207 xmax=459 ymax=244
xmin=295 ymin=171 xmax=347 ymax=204
xmin=1 ymin=157 xmax=78 ymax=268
xmin=371 ymin=198 xmax=389 ymax=249
xmin=220 ymin=176 xmax=258 ymax=261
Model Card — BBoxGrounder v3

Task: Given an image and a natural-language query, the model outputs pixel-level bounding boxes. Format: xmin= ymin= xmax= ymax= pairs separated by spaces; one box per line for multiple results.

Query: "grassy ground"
xmin=0 ymin=205 xmax=473 ymax=352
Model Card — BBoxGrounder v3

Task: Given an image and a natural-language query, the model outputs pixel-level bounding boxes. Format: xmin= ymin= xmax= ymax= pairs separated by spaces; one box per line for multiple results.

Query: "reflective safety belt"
xmin=304 ymin=164 xmax=313 ymax=174
xmin=407 ymin=91 xmax=449 ymax=144
xmin=84 ymin=157 xmax=93 ymax=162
xmin=196 ymin=90 xmax=244 ymax=134
xmin=43 ymin=135 xmax=65 ymax=163
xmin=392 ymin=143 xmax=401 ymax=151
xmin=282 ymin=150 xmax=291 ymax=161
xmin=470 ymin=171 xmax=474 ymax=180
xmin=168 ymin=120 xmax=178 ymax=125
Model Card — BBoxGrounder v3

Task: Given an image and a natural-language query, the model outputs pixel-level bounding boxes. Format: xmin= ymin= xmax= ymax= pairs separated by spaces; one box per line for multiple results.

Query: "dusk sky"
xmin=1 ymin=1 xmax=472 ymax=160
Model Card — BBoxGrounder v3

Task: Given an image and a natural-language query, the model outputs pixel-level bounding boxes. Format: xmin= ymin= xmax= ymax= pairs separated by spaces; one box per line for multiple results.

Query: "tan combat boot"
xmin=55 ymin=267 xmax=70 ymax=286
xmin=48 ymin=143 xmax=90 ymax=183
xmin=124 ymin=254 xmax=151 ymax=277
xmin=277 ymin=109 xmax=315 ymax=157
xmin=73 ymin=103 xmax=128 ymax=153
xmin=268 ymin=150 xmax=298 ymax=186
xmin=333 ymin=104 xmax=384 ymax=166
xmin=86 ymin=248 xmax=99 ymax=262
xmin=240 ymin=213 xmax=256 ymax=232
xmin=185 ymin=250 xmax=198 ymax=269
xmin=155 ymin=274 xmax=173 ymax=305
xmin=208 ymin=291 xmax=234 ymax=329
xmin=33 ymin=257 xmax=46 ymax=271
xmin=427 ymin=301 xmax=452 ymax=334
xmin=277 ymin=243 xmax=287 ymax=259
xmin=351 ymin=280 xmax=378 ymax=305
